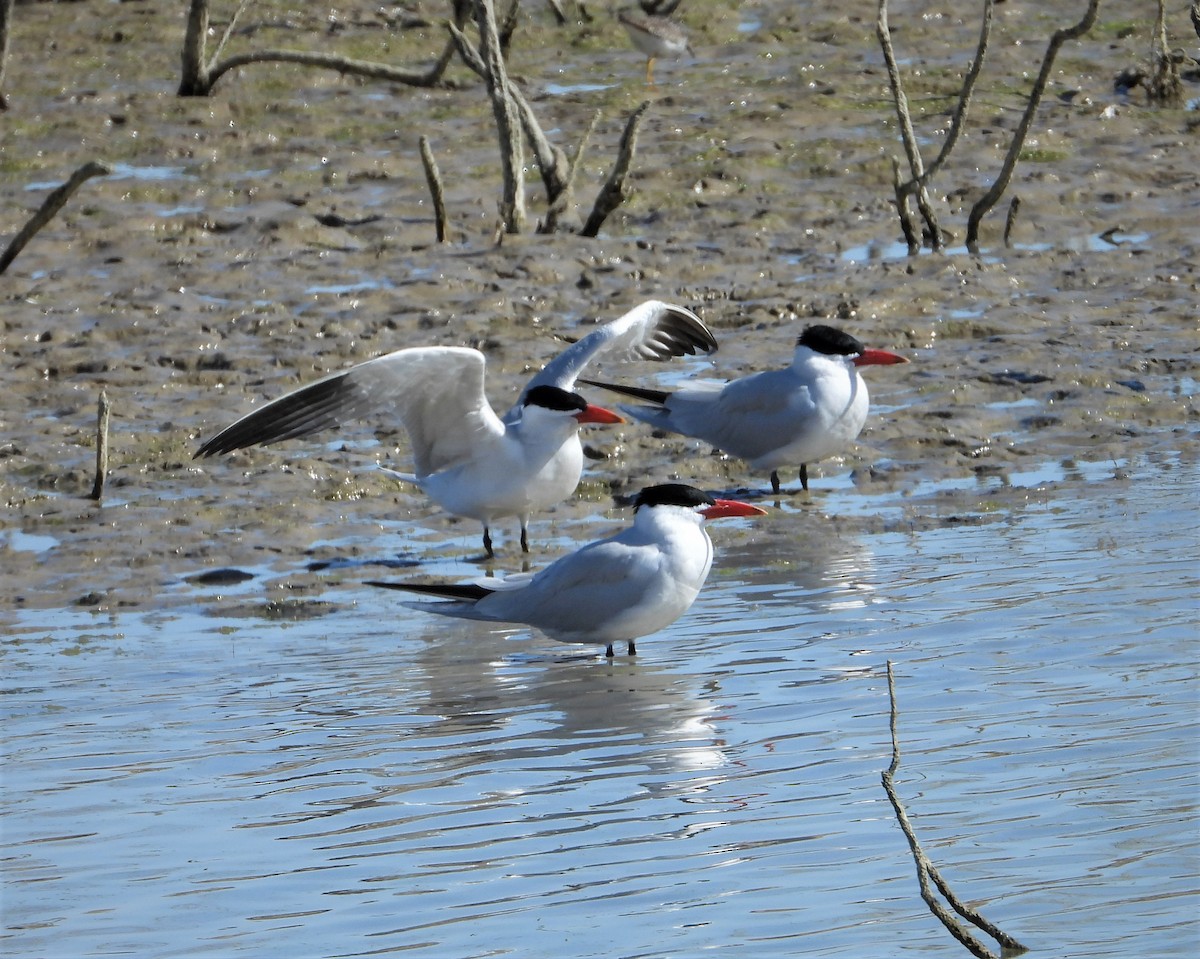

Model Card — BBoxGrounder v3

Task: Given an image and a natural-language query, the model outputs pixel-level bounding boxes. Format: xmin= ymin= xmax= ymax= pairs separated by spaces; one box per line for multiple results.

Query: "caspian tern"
xmin=581 ymin=324 xmax=908 ymax=494
xmin=194 ymin=301 xmax=717 ymax=556
xmin=366 ymin=483 xmax=766 ymax=657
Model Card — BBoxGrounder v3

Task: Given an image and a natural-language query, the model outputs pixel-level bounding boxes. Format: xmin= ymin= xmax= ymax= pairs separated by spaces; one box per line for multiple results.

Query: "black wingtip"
xmin=365 ymin=580 xmax=493 ymax=602
xmin=578 ymin=378 xmax=671 ymax=405
xmin=663 ymin=306 xmax=719 ymax=355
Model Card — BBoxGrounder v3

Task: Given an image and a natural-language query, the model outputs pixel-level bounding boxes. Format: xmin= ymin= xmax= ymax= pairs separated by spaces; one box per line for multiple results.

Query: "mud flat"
xmin=1 ymin=1 xmax=1196 ymax=611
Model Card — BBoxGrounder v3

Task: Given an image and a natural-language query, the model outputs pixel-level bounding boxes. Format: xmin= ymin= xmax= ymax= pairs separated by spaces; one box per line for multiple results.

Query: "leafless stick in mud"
xmin=90 ymin=390 xmax=111 ymax=502
xmin=1003 ymin=196 xmax=1021 ymax=248
xmin=451 ymin=18 xmax=577 ymax=231
xmin=890 ymin=157 xmax=921 ymax=254
xmin=1147 ymin=0 xmax=1183 ymax=104
xmin=471 ymin=0 xmax=527 ymax=234
xmin=419 ymin=136 xmax=450 ymax=243
xmin=580 ymin=101 xmax=649 ymax=238
xmin=921 ymin=0 xmax=993 ymax=188
xmin=966 ymin=0 xmax=1100 ymax=252
xmin=497 ymin=0 xmax=521 ymax=54
xmin=541 ymin=109 xmax=599 ymax=234
xmin=451 ymin=20 xmax=636 ymax=235
xmin=882 ymin=662 xmax=1028 ymax=959
xmin=876 ymin=0 xmax=948 ymax=252
xmin=0 ymin=161 xmax=111 ymax=276
xmin=0 ymin=0 xmax=13 ymax=111
xmin=177 ymin=0 xmax=468 ymax=96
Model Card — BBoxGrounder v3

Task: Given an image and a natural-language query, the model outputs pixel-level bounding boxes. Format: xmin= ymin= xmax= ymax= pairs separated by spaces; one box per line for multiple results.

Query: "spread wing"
xmin=510 ymin=300 xmax=717 ymax=418
xmin=194 ymin=346 xmax=505 ymax=476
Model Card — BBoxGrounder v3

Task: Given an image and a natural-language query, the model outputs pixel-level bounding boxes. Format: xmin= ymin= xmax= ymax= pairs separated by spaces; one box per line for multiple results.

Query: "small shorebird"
xmin=618 ymin=8 xmax=693 ymax=85
xmin=367 ymin=484 xmax=766 ymax=658
xmin=582 ymin=325 xmax=909 ymax=495
xmin=194 ymin=301 xmax=717 ymax=557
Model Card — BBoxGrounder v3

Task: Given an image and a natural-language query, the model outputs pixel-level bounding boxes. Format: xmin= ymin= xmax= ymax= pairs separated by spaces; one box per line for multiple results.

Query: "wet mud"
xmin=1 ymin=1 xmax=1196 ymax=615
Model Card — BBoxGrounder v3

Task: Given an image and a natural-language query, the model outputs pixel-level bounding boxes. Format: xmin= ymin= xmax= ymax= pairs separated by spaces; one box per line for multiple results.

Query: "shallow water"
xmin=2 ymin=1 xmax=1198 ymax=954
xmin=4 ymin=453 xmax=1196 ymax=958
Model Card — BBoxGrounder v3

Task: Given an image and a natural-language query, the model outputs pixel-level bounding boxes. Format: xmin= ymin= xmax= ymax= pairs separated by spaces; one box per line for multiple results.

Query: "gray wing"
xmin=194 ymin=347 xmax=505 ymax=475
xmin=508 ymin=300 xmax=717 ymax=419
xmin=656 ymin=370 xmax=821 ymax=461
xmin=479 ymin=537 xmax=658 ymax=631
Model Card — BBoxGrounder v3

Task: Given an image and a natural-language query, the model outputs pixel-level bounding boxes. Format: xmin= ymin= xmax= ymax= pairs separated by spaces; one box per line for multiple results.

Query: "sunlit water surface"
xmin=3 ymin=456 xmax=1197 ymax=958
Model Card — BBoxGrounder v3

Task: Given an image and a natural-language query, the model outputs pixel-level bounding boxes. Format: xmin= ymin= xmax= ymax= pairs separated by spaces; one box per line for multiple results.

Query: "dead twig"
xmin=876 ymin=0 xmax=947 ymax=252
xmin=882 ymin=661 xmax=1028 ymax=959
xmin=471 ymin=0 xmax=526 ymax=235
xmin=580 ymin=100 xmax=649 ymax=238
xmin=1002 ymin=195 xmax=1021 ymax=248
xmin=419 ymin=136 xmax=450 ymax=243
xmin=541 ymin=108 xmax=599 ymax=234
xmin=451 ymin=14 xmax=587 ymax=233
xmin=90 ymin=390 xmax=111 ymax=502
xmin=966 ymin=0 xmax=1101 ymax=252
xmin=921 ymin=0 xmax=994 ymax=191
xmin=451 ymin=17 xmax=644 ymax=235
xmin=178 ymin=0 xmax=467 ymax=96
xmin=0 ymin=161 xmax=111 ymax=276
xmin=890 ymin=157 xmax=921 ymax=255
xmin=0 ymin=0 xmax=13 ymax=111
xmin=1147 ymin=0 xmax=1183 ymax=104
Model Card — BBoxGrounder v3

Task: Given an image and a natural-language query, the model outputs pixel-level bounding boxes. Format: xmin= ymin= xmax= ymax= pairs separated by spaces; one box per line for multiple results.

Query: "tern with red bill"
xmin=366 ymin=484 xmax=766 ymax=657
xmin=582 ymin=324 xmax=908 ymax=494
xmin=194 ymin=301 xmax=717 ymax=556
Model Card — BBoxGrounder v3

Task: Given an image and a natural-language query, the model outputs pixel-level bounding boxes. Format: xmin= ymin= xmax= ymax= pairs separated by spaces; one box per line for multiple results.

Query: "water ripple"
xmin=3 ymin=458 xmax=1196 ymax=957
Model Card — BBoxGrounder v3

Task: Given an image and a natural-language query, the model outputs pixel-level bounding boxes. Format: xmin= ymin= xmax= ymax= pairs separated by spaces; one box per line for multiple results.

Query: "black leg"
xmin=520 ymin=524 xmax=529 ymax=553
xmin=770 ymin=470 xmax=781 ymax=495
xmin=799 ymin=463 xmax=809 ymax=491
xmin=627 ymin=639 xmax=637 ymax=656
xmin=605 ymin=643 xmax=615 ymax=658
xmin=483 ymin=526 xmax=494 ymax=558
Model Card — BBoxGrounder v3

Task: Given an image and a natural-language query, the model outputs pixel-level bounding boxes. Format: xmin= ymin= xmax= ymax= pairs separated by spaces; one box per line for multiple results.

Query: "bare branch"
xmin=203 ymin=48 xmax=453 ymax=91
xmin=882 ymin=662 xmax=1029 ymax=958
xmin=210 ymin=0 xmax=254 ymax=66
xmin=472 ymin=0 xmax=526 ymax=234
xmin=876 ymin=0 xmax=945 ymax=251
xmin=966 ymin=0 xmax=1101 ymax=252
xmin=1003 ymin=195 xmax=1021 ymax=248
xmin=419 ymin=136 xmax=450 ymax=243
xmin=178 ymin=0 xmax=210 ymax=96
xmin=90 ymin=390 xmax=111 ymax=502
xmin=179 ymin=0 xmax=464 ymax=96
xmin=924 ymin=0 xmax=994 ymax=184
xmin=891 ymin=157 xmax=921 ymax=255
xmin=1147 ymin=0 xmax=1183 ymax=104
xmin=0 ymin=161 xmax=111 ymax=275
xmin=0 ymin=0 xmax=13 ymax=110
xmin=581 ymin=101 xmax=649 ymax=238
xmin=451 ymin=16 xmax=581 ymax=232
xmin=498 ymin=0 xmax=522 ymax=53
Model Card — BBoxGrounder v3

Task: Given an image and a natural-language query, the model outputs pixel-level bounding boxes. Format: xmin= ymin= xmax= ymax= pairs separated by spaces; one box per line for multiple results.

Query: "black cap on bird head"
xmin=632 ymin=484 xmax=715 ymax=512
xmin=797 ymin=325 xmax=865 ymax=358
xmin=523 ymin=384 xmax=588 ymax=413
